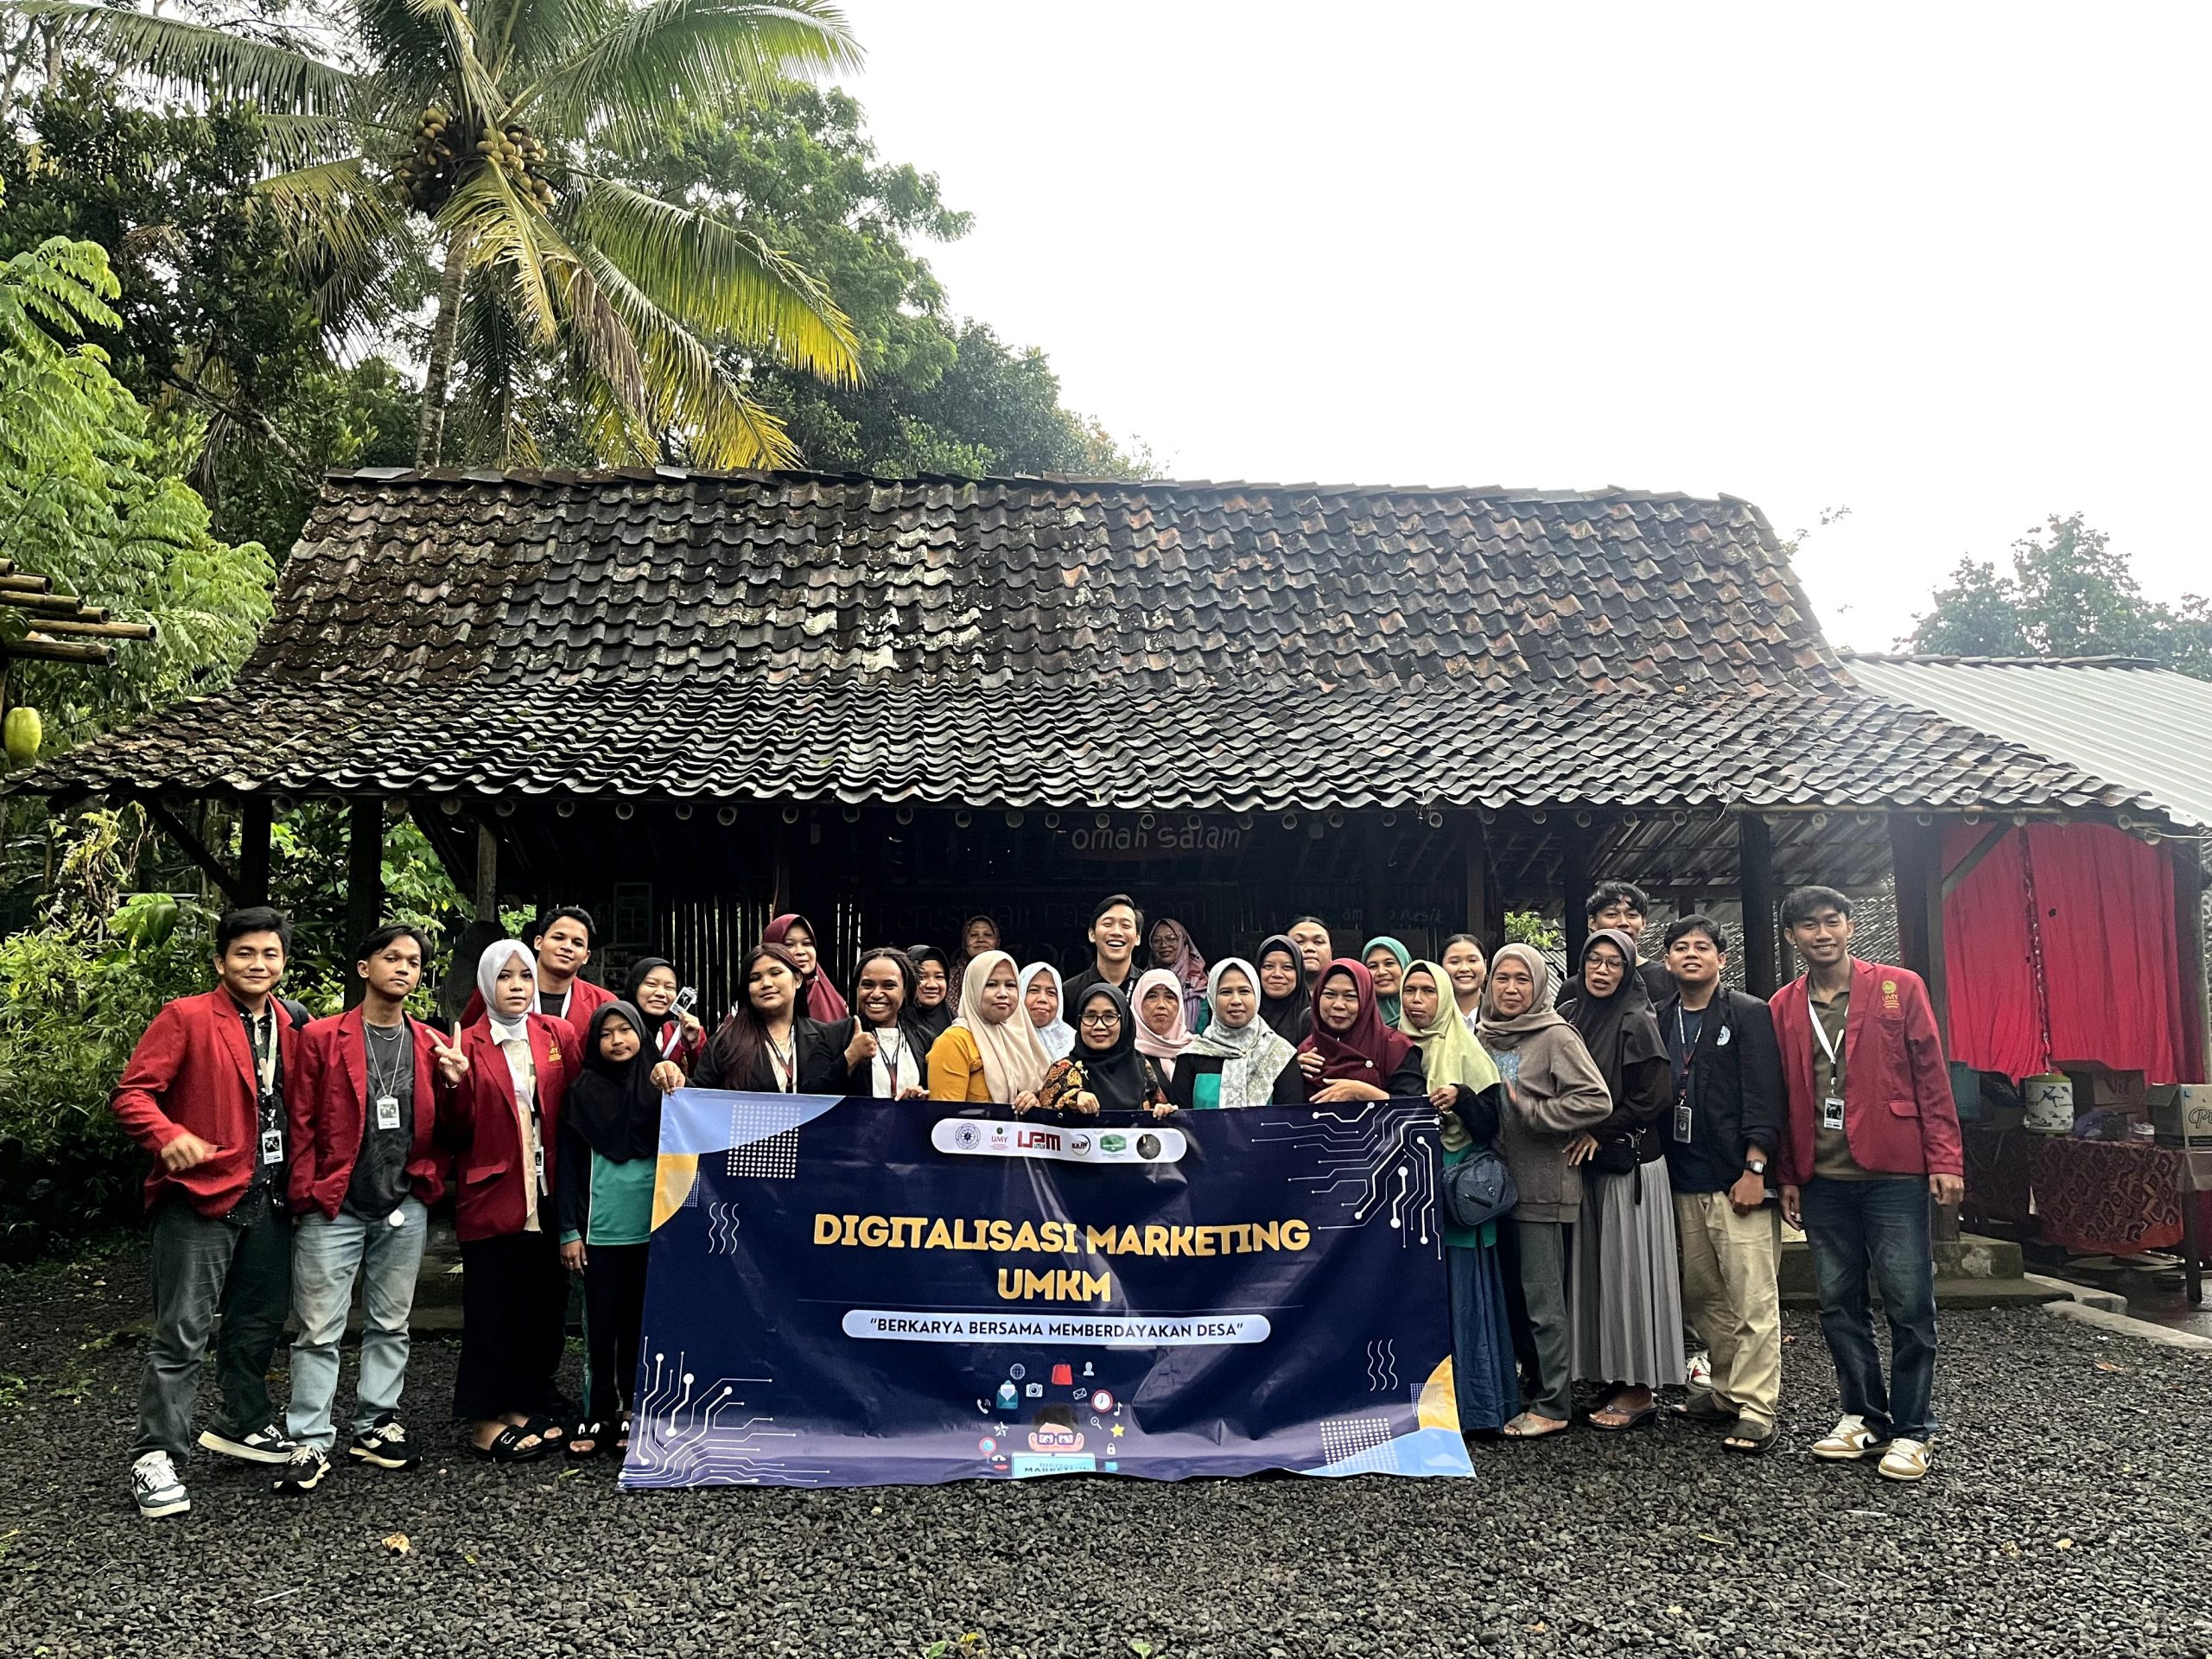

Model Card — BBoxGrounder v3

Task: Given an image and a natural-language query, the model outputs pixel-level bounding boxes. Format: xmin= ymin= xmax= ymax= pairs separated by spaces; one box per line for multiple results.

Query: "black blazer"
xmin=1650 ymin=988 xmax=1785 ymax=1180
xmin=691 ymin=1017 xmax=852 ymax=1094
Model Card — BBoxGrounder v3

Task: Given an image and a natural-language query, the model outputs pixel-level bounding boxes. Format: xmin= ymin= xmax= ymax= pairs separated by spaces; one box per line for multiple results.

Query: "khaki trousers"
xmin=1674 ymin=1191 xmax=1783 ymax=1427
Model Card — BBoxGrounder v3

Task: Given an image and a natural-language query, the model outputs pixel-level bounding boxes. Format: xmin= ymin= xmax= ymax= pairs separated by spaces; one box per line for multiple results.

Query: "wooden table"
xmin=1962 ymin=1126 xmax=2212 ymax=1302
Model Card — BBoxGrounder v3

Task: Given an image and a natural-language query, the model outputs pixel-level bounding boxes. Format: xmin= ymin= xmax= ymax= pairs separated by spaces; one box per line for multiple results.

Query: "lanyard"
xmin=1808 ymin=988 xmax=1846 ymax=1083
xmin=1674 ymin=1005 xmax=1706 ymax=1086
xmin=766 ymin=1032 xmax=797 ymax=1091
xmin=875 ymin=1027 xmax=906 ymax=1089
xmin=246 ymin=1007 xmax=278 ymax=1096
xmin=658 ymin=1020 xmax=683 ymax=1058
xmin=365 ymin=1020 xmax=410 ymax=1102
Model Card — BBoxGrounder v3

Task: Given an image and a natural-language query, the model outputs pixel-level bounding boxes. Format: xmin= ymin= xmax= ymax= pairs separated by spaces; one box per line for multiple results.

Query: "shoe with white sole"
xmin=271 ymin=1443 xmax=332 ymax=1495
xmin=1877 ymin=1437 xmax=1932 ymax=1482
xmin=198 ymin=1421 xmax=298 ymax=1465
xmin=348 ymin=1414 xmax=421 ymax=1471
xmin=1810 ymin=1414 xmax=1891 ymax=1461
xmin=131 ymin=1450 xmax=190 ymax=1518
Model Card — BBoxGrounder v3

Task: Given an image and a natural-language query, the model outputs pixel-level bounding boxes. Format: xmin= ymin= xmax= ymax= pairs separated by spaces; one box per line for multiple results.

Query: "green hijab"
xmin=1399 ymin=958 xmax=1501 ymax=1152
xmin=1363 ymin=935 xmax=1413 ymax=1026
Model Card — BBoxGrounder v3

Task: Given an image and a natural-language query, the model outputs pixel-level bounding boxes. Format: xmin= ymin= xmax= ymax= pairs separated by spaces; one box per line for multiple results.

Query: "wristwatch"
xmin=1744 ymin=1156 xmax=1768 ymax=1176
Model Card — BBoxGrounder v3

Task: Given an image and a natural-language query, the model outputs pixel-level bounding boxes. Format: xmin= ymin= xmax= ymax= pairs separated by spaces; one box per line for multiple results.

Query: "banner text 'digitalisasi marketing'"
xmin=810 ymin=1214 xmax=1312 ymax=1303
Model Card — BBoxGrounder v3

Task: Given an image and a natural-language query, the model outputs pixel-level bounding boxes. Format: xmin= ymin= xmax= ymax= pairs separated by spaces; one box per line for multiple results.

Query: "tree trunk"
xmin=414 ymin=237 xmax=469 ymax=467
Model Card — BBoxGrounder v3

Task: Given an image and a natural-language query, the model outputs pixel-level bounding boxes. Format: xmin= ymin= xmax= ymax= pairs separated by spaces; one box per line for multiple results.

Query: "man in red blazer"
xmin=273 ymin=924 xmax=471 ymax=1495
xmin=1770 ymin=886 xmax=1964 ymax=1485
xmin=456 ymin=905 xmax=615 ymax=1032
xmin=111 ymin=906 xmax=307 ymax=1519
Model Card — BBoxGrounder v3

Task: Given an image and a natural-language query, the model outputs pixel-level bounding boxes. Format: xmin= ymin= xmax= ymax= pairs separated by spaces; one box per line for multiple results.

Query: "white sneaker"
xmin=1877 ymin=1437 xmax=1932 ymax=1482
xmin=271 ymin=1443 xmax=332 ymax=1495
xmin=1810 ymin=1414 xmax=1891 ymax=1461
xmin=198 ymin=1421 xmax=298 ymax=1465
xmin=1686 ymin=1351 xmax=1713 ymax=1390
xmin=131 ymin=1450 xmax=190 ymax=1518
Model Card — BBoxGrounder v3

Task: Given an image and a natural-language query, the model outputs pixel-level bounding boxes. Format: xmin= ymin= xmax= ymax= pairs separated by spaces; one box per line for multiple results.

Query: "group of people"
xmin=107 ymin=879 xmax=1963 ymax=1519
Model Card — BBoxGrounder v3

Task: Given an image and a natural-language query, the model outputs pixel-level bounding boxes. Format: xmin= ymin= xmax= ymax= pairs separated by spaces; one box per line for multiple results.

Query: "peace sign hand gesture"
xmin=432 ymin=1023 xmax=471 ymax=1085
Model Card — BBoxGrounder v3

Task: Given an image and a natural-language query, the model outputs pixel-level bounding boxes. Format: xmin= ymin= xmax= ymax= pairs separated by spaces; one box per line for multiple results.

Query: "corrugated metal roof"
xmin=1845 ymin=654 xmax=2212 ymax=830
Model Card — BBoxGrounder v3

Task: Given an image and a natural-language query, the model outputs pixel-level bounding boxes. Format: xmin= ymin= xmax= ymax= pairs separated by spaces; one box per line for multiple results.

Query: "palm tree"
xmin=14 ymin=0 xmax=865 ymax=467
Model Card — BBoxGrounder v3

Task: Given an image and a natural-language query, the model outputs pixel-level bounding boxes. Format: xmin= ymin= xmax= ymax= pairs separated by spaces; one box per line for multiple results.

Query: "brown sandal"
xmin=1502 ymin=1411 xmax=1571 ymax=1440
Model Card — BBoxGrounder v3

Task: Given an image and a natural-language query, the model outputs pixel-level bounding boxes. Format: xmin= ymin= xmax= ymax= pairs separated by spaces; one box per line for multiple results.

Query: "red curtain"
xmin=1942 ymin=822 xmax=2185 ymax=1080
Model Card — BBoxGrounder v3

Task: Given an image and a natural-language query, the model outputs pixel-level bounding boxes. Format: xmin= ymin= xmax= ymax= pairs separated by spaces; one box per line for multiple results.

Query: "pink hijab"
xmin=1131 ymin=967 xmax=1193 ymax=1077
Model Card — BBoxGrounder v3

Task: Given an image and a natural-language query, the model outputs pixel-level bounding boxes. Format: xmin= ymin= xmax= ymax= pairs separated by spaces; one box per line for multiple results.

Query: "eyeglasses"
xmin=1080 ymin=1012 xmax=1121 ymax=1027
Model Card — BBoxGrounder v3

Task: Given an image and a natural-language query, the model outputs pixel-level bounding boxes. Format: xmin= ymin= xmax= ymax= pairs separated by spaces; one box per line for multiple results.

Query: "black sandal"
xmin=567 ymin=1421 xmax=604 ymax=1462
xmin=1588 ymin=1398 xmax=1660 ymax=1433
xmin=521 ymin=1414 xmax=569 ymax=1449
xmin=467 ymin=1425 xmax=548 ymax=1463
xmin=615 ymin=1416 xmax=632 ymax=1455
xmin=1723 ymin=1418 xmax=1779 ymax=1456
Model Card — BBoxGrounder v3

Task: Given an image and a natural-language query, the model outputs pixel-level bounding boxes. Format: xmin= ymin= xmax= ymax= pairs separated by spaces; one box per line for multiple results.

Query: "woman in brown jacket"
xmin=1478 ymin=944 xmax=1614 ymax=1440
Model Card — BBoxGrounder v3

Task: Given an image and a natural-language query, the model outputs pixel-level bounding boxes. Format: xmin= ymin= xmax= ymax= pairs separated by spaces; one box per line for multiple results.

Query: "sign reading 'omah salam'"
xmin=623 ymin=1093 xmax=1474 ymax=1489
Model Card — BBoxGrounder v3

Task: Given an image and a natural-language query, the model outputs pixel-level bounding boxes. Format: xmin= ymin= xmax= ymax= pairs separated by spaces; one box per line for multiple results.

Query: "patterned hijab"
xmin=1184 ymin=957 xmax=1297 ymax=1107
xmin=1150 ymin=918 xmax=1209 ymax=1025
xmin=1020 ymin=961 xmax=1075 ymax=1061
xmin=952 ymin=950 xmax=1052 ymax=1103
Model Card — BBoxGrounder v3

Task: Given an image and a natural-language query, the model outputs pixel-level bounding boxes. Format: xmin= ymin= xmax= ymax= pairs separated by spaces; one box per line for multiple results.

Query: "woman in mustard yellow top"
xmin=926 ymin=950 xmax=1049 ymax=1109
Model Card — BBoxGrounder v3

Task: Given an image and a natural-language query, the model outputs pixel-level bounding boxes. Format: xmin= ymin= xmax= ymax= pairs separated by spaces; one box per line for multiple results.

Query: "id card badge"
xmin=374 ymin=1094 xmax=403 ymax=1131
xmin=533 ymin=1140 xmax=549 ymax=1196
xmin=1673 ymin=1100 xmax=1694 ymax=1144
xmin=259 ymin=1127 xmax=285 ymax=1165
xmin=1821 ymin=1096 xmax=1847 ymax=1132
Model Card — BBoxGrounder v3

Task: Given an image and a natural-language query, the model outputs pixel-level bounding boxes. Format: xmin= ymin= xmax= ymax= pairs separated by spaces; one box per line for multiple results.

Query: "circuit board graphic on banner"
xmin=623 ymin=1091 xmax=1473 ymax=1489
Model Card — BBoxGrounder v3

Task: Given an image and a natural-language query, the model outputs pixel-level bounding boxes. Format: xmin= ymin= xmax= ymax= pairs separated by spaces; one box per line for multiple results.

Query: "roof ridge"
xmin=322 ymin=466 xmax=1746 ymax=509
xmin=1845 ymin=651 xmax=2165 ymax=671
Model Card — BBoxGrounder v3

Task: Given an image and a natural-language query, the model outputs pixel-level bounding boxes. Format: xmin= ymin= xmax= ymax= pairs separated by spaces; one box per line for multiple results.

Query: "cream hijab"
xmin=1020 ymin=961 xmax=1075 ymax=1061
xmin=954 ymin=950 xmax=1052 ymax=1103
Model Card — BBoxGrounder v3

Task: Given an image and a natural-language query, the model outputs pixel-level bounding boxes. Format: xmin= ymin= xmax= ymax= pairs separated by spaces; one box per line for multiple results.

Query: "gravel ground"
xmin=3 ymin=1255 xmax=2209 ymax=1659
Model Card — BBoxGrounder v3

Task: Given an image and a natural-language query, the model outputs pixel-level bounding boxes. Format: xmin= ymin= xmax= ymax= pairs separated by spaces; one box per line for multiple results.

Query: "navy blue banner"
xmin=621 ymin=1093 xmax=1473 ymax=1489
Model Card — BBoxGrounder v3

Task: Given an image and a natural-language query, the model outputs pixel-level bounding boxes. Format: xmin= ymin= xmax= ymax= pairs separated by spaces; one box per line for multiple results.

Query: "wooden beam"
xmin=27 ymin=616 xmax=156 ymax=641
xmin=1887 ymin=815 xmax=1949 ymax=1041
xmin=1738 ymin=811 xmax=1780 ymax=997
xmin=1462 ymin=814 xmax=1491 ymax=946
xmin=1560 ymin=816 xmax=1592 ymax=969
xmin=474 ymin=820 xmax=499 ymax=919
xmin=137 ymin=797 xmax=244 ymax=903
xmin=342 ymin=799 xmax=384 ymax=1008
xmin=2176 ymin=841 xmax=2208 ymax=1084
xmin=1940 ymin=822 xmax=2008 ymax=899
xmin=7 ymin=634 xmax=111 ymax=664
xmin=238 ymin=795 xmax=272 ymax=906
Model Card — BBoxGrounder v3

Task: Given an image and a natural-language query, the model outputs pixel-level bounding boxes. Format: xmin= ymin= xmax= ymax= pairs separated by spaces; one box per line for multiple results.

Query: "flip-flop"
xmin=567 ymin=1421 xmax=604 ymax=1462
xmin=1502 ymin=1412 xmax=1570 ymax=1440
xmin=1675 ymin=1391 xmax=1737 ymax=1424
xmin=1588 ymin=1403 xmax=1659 ymax=1433
xmin=467 ymin=1425 xmax=548 ymax=1464
xmin=1723 ymin=1418 xmax=1779 ymax=1456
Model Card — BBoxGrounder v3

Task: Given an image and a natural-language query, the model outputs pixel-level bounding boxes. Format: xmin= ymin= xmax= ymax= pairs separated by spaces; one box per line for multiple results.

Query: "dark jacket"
xmin=691 ymin=1016 xmax=852 ymax=1094
xmin=1652 ymin=987 xmax=1784 ymax=1193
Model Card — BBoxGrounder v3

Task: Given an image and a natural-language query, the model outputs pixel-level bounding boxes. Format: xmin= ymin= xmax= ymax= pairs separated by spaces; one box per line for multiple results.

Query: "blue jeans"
xmin=285 ymin=1198 xmax=429 ymax=1450
xmin=1799 ymin=1176 xmax=1939 ymax=1442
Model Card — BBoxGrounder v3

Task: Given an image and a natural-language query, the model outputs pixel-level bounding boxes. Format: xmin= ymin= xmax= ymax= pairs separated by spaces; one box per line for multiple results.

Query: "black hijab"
xmin=1068 ymin=984 xmax=1153 ymax=1114
xmin=623 ymin=957 xmax=683 ymax=1052
xmin=906 ymin=944 xmax=957 ymax=1042
xmin=1255 ymin=933 xmax=1313 ymax=1044
xmin=1560 ymin=928 xmax=1668 ymax=1107
xmin=567 ymin=1001 xmax=664 ymax=1164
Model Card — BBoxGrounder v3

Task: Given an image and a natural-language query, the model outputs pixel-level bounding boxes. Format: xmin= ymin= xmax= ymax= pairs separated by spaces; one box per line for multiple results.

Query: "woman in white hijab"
xmin=1169 ymin=957 xmax=1305 ymax=1108
xmin=442 ymin=940 xmax=582 ymax=1462
xmin=1020 ymin=962 xmax=1076 ymax=1061
xmin=925 ymin=950 xmax=1051 ymax=1107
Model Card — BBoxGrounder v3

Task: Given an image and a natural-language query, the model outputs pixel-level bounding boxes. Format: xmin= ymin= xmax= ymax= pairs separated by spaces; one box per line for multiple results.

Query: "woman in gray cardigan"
xmin=1478 ymin=943 xmax=1615 ymax=1440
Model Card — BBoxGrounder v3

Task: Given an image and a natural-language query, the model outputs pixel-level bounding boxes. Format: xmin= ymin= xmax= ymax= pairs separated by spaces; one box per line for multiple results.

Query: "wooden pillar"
xmin=1738 ymin=812 xmax=1779 ymax=997
xmin=342 ymin=798 xmax=384 ymax=1008
xmin=237 ymin=794 xmax=272 ymax=907
xmin=2175 ymin=841 xmax=2208 ymax=1084
xmin=1560 ymin=816 xmax=1591 ymax=970
xmin=1887 ymin=814 xmax=1949 ymax=1042
xmin=1462 ymin=815 xmax=1491 ymax=946
xmin=474 ymin=821 xmax=499 ymax=920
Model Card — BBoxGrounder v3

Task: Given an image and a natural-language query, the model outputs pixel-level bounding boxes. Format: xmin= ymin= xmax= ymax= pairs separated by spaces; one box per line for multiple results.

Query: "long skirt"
xmin=454 ymin=1231 xmax=568 ymax=1423
xmin=1447 ymin=1240 xmax=1520 ymax=1432
xmin=1570 ymin=1159 xmax=1687 ymax=1389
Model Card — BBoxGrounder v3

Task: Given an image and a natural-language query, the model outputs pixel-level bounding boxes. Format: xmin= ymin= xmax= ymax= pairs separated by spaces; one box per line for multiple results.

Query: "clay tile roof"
xmin=10 ymin=468 xmax=2166 ymax=817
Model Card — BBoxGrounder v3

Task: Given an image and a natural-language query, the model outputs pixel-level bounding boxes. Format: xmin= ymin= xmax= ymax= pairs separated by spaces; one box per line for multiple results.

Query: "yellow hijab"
xmin=1399 ymin=958 xmax=1501 ymax=1150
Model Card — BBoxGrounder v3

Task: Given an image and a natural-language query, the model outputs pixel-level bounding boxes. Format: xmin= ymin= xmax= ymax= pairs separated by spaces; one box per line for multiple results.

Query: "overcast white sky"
xmin=836 ymin=0 xmax=2208 ymax=652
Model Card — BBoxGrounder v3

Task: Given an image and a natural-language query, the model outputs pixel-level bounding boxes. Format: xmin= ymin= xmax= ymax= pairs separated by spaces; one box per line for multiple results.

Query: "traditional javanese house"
xmin=13 ymin=469 xmax=2202 ymax=1077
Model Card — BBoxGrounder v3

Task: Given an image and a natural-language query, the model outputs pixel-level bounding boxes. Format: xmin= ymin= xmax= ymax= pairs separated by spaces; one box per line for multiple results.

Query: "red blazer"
xmin=288 ymin=1010 xmax=454 ymax=1220
xmin=1769 ymin=959 xmax=1963 ymax=1184
xmin=111 ymin=988 xmax=302 ymax=1217
xmin=435 ymin=1014 xmax=578 ymax=1243
xmin=458 ymin=976 xmax=615 ymax=1035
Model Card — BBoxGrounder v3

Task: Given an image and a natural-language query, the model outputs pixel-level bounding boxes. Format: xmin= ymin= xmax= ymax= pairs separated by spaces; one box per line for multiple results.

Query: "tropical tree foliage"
xmin=1907 ymin=513 xmax=2212 ymax=679
xmin=16 ymin=0 xmax=867 ymax=467
xmin=0 ymin=209 xmax=274 ymax=747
